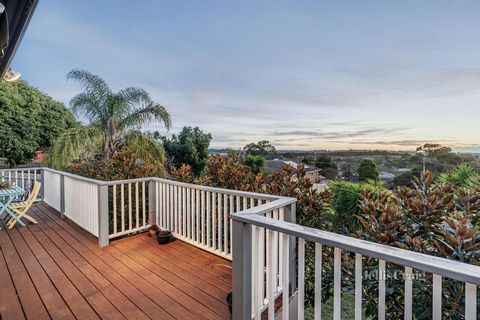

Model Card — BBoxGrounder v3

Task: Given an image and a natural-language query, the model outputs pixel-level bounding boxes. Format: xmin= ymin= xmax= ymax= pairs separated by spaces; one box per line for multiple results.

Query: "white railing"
xmin=153 ymin=178 xmax=284 ymax=260
xmin=1 ymin=167 xmax=293 ymax=258
xmin=0 ymin=167 xmax=42 ymax=200
xmin=43 ymin=169 xmax=62 ymax=211
xmin=109 ymin=179 xmax=150 ymax=239
xmin=64 ymin=176 xmax=99 ymax=236
xmin=232 ymin=211 xmax=480 ymax=320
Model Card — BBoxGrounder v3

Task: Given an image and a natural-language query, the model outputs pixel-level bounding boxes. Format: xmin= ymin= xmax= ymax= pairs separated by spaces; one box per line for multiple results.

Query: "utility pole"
xmin=416 ymin=150 xmax=427 ymax=177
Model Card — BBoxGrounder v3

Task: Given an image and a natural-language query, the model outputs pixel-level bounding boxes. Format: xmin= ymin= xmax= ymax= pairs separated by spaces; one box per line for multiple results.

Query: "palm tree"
xmin=48 ymin=69 xmax=171 ymax=175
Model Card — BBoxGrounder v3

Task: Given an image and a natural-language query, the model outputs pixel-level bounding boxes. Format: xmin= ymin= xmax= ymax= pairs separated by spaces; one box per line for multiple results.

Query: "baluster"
xmin=378 ymin=260 xmax=386 ymax=320
xmin=334 ymin=248 xmax=342 ymax=320
xmin=230 ymin=195 xmax=234 ymax=255
xmin=252 ymin=226 xmax=260 ymax=319
xmin=187 ymin=188 xmax=191 ymax=239
xmin=282 ymin=233 xmax=290 ymax=320
xmin=218 ymin=193 xmax=223 ymax=252
xmin=404 ymin=266 xmax=413 ymax=320
xmin=273 ymin=209 xmax=280 ymax=290
xmin=142 ymin=181 xmax=146 ymax=226
xmin=355 ymin=253 xmax=363 ymax=320
xmin=201 ymin=190 xmax=205 ymax=245
xmin=166 ymin=184 xmax=171 ymax=230
xmin=314 ymin=243 xmax=322 ymax=320
xmin=206 ymin=191 xmax=211 ymax=247
xmin=196 ymin=189 xmax=200 ymax=243
xmin=298 ymin=238 xmax=305 ymax=320
xmin=128 ymin=183 xmax=132 ymax=230
xmin=121 ymin=184 xmax=125 ymax=232
xmin=174 ymin=186 xmax=179 ymax=234
xmin=135 ymin=182 xmax=139 ymax=229
xmin=465 ymin=282 xmax=477 ymax=320
xmin=432 ymin=274 xmax=442 ymax=320
xmin=224 ymin=194 xmax=228 ymax=254
xmin=113 ymin=185 xmax=117 ymax=234
xmin=278 ymin=209 xmax=283 ymax=288
xmin=256 ymin=224 xmax=265 ymax=313
xmin=267 ymin=229 xmax=275 ymax=319
xmin=182 ymin=187 xmax=186 ymax=237
xmin=212 ymin=192 xmax=216 ymax=249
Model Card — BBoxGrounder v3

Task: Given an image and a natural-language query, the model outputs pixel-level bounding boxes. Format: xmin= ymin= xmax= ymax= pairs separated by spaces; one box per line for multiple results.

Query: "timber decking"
xmin=0 ymin=203 xmax=232 ymax=320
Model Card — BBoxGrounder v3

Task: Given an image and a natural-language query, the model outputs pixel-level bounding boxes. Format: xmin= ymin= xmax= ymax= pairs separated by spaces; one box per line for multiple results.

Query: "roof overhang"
xmin=0 ymin=0 xmax=38 ymax=79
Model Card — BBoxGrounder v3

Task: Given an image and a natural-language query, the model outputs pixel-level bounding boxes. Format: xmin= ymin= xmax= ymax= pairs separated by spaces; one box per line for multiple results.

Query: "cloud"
xmin=17 ymin=2 xmax=480 ymax=153
xmin=270 ymin=127 xmax=407 ymax=139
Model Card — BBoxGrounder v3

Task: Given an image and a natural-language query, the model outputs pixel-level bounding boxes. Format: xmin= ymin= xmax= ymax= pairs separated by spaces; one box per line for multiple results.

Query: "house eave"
xmin=0 ymin=0 xmax=39 ymax=79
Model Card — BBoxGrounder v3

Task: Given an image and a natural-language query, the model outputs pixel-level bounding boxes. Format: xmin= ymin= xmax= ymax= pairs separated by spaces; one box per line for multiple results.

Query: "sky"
xmin=12 ymin=0 xmax=480 ymax=152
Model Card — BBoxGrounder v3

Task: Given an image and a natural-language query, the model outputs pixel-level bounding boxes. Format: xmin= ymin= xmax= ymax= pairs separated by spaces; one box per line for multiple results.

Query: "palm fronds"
xmin=438 ymin=163 xmax=480 ymax=188
xmin=124 ymin=131 xmax=166 ymax=176
xmin=120 ymin=102 xmax=171 ymax=130
xmin=47 ymin=127 xmax=102 ymax=169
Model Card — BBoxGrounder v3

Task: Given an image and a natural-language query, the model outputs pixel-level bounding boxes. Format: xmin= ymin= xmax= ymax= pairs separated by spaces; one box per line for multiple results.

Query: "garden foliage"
xmin=173 ymin=158 xmax=480 ymax=318
xmin=0 ymin=80 xmax=77 ymax=166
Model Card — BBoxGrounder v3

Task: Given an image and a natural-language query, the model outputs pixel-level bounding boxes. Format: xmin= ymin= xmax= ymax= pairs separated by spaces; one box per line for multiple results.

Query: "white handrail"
xmin=39 ymin=167 xmax=283 ymax=201
xmin=233 ymin=212 xmax=480 ymax=285
xmin=232 ymin=207 xmax=480 ymax=320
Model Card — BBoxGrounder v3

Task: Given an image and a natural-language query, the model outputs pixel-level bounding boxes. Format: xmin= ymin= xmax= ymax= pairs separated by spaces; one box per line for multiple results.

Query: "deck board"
xmin=0 ymin=203 xmax=232 ymax=320
xmin=0 ymin=220 xmax=50 ymax=320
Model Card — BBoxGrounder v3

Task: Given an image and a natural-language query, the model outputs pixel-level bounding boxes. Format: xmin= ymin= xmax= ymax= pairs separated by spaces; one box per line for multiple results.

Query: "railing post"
xmin=232 ymin=219 xmax=252 ymax=320
xmin=40 ymin=168 xmax=45 ymax=201
xmin=98 ymin=185 xmax=109 ymax=247
xmin=285 ymin=202 xmax=297 ymax=292
xmin=60 ymin=174 xmax=65 ymax=218
xmin=148 ymin=180 xmax=157 ymax=226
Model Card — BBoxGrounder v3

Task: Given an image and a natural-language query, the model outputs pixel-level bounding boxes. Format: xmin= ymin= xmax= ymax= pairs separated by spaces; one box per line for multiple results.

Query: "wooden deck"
xmin=0 ymin=203 xmax=232 ymax=320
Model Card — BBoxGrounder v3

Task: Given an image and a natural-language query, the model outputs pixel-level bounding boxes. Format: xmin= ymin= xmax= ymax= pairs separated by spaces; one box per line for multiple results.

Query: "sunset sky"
xmin=13 ymin=0 xmax=480 ymax=152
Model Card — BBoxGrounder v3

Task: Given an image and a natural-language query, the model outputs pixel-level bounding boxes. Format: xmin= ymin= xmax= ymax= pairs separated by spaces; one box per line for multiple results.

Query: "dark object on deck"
xmin=226 ymin=291 xmax=232 ymax=314
xmin=156 ymin=230 xmax=173 ymax=244
xmin=147 ymin=224 xmax=159 ymax=237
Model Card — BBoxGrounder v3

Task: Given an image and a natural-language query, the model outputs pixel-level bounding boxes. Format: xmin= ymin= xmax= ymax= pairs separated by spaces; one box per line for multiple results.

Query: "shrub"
xmin=328 ymin=180 xmax=386 ymax=234
xmin=244 ymin=155 xmax=265 ymax=174
xmin=357 ymin=171 xmax=480 ymax=318
xmin=438 ymin=163 xmax=480 ymax=189
xmin=358 ymin=158 xmax=379 ymax=181
xmin=171 ymin=164 xmax=194 ymax=183
xmin=66 ymin=147 xmax=157 ymax=180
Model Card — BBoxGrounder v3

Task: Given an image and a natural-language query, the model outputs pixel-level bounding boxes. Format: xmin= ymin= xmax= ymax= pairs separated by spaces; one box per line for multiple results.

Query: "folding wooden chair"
xmin=6 ymin=181 xmax=40 ymax=229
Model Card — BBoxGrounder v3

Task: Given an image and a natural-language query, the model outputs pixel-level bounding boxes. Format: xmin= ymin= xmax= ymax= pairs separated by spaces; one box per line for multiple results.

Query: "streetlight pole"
xmin=416 ymin=150 xmax=427 ymax=177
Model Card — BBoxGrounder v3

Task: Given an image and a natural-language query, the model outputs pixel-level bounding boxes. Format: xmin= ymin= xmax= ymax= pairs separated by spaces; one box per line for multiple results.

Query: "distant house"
xmin=265 ymin=159 xmax=324 ymax=183
xmin=379 ymin=171 xmax=395 ymax=181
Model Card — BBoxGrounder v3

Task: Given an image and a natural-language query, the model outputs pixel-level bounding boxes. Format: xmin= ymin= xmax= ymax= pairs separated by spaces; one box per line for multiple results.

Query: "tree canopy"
xmin=315 ymin=154 xmax=337 ymax=169
xmin=0 ymin=80 xmax=77 ymax=166
xmin=357 ymin=158 xmax=379 ymax=181
xmin=160 ymin=126 xmax=212 ymax=176
xmin=244 ymin=140 xmax=277 ymax=158
xmin=415 ymin=143 xmax=473 ymax=174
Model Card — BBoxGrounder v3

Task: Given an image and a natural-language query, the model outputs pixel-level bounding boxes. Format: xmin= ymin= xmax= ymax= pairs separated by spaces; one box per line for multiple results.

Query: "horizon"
xmin=208 ymin=147 xmax=480 ymax=154
xmin=11 ymin=0 xmax=480 ymax=152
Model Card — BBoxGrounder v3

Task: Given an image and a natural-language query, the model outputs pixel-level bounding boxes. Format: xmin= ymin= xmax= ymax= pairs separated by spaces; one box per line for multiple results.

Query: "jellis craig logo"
xmin=363 ymin=269 xmax=425 ymax=281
